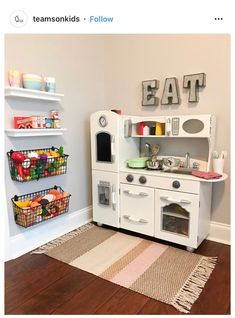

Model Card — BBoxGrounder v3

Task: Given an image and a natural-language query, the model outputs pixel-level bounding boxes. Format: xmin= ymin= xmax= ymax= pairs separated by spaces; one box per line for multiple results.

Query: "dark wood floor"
xmin=5 ymin=236 xmax=230 ymax=315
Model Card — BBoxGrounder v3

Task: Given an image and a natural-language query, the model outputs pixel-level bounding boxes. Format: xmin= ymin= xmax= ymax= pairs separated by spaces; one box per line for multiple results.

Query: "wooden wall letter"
xmin=161 ymin=77 xmax=180 ymax=105
xmin=142 ymin=80 xmax=159 ymax=106
xmin=183 ymin=73 xmax=206 ymax=102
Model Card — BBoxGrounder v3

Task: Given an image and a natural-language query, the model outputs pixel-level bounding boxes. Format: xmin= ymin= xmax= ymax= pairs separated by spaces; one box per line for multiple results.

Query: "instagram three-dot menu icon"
xmin=10 ymin=10 xmax=28 ymax=27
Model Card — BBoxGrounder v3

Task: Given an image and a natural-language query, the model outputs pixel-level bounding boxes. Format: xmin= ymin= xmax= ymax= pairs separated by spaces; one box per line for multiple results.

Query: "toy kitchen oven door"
xmin=90 ymin=111 xmax=120 ymax=227
xmin=155 ymin=190 xmax=199 ymax=250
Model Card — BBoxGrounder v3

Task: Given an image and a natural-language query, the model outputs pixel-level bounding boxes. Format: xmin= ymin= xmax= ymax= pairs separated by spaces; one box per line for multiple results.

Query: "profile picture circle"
xmin=10 ymin=10 xmax=28 ymax=28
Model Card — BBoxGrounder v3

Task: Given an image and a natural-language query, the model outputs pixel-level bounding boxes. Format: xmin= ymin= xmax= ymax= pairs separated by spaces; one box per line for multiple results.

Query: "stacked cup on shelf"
xmin=8 ymin=69 xmax=56 ymax=93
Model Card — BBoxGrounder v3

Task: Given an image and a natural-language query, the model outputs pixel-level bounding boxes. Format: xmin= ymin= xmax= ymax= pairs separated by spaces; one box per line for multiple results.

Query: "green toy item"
xmin=57 ymin=146 xmax=64 ymax=157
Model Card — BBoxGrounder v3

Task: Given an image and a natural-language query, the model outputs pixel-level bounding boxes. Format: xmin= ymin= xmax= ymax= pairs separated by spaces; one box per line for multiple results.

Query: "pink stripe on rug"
xmin=111 ymin=242 xmax=168 ymax=288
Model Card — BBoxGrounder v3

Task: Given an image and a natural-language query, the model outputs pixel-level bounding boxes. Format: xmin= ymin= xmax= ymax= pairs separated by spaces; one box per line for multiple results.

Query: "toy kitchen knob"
xmin=172 ymin=180 xmax=180 ymax=189
xmin=139 ymin=176 xmax=147 ymax=184
xmin=126 ymin=174 xmax=134 ymax=182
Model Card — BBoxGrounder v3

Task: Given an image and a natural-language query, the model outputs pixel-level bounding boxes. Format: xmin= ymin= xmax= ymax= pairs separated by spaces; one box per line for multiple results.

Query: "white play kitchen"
xmin=90 ymin=110 xmax=227 ymax=252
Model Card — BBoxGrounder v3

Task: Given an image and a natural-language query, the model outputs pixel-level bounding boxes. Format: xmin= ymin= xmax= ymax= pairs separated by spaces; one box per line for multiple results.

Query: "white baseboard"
xmin=6 ymin=206 xmax=92 ymax=261
xmin=5 ymin=207 xmax=230 ymax=261
xmin=207 ymin=221 xmax=231 ymax=245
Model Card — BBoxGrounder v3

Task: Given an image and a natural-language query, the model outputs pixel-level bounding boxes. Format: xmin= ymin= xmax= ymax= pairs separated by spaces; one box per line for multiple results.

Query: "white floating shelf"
xmin=5 ymin=87 xmax=64 ymax=102
xmin=5 ymin=128 xmax=67 ymax=137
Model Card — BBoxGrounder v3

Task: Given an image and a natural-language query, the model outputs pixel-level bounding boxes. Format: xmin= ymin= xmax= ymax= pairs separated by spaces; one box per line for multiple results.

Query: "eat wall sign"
xmin=142 ymin=73 xmax=206 ymax=106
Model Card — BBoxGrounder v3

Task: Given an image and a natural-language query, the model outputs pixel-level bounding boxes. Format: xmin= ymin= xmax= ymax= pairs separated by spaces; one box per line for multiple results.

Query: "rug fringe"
xmin=31 ymin=222 xmax=94 ymax=254
xmin=171 ymin=256 xmax=217 ymax=313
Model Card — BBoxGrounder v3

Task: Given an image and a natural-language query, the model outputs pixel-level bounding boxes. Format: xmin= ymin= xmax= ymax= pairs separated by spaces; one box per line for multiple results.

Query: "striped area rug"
xmin=32 ymin=223 xmax=217 ymax=313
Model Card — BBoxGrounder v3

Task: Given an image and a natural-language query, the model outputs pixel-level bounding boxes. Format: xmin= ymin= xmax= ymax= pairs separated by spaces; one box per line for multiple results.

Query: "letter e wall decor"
xmin=142 ymin=80 xmax=159 ymax=106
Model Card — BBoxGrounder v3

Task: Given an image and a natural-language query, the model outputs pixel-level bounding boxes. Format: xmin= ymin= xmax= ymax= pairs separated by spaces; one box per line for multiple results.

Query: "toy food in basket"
xmin=7 ymin=146 xmax=68 ymax=182
xmin=12 ymin=186 xmax=71 ymax=228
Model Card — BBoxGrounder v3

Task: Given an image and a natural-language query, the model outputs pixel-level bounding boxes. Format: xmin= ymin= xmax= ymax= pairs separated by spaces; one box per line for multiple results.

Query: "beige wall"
xmin=5 ymin=34 xmax=230 ymax=237
xmin=103 ymin=34 xmax=230 ymax=224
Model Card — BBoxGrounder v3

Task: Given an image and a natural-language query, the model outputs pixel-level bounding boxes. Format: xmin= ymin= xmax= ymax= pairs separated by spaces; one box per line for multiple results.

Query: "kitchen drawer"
xmin=153 ymin=176 xmax=200 ymax=194
xmin=120 ymin=184 xmax=154 ymax=236
xmin=120 ymin=172 xmax=200 ymax=194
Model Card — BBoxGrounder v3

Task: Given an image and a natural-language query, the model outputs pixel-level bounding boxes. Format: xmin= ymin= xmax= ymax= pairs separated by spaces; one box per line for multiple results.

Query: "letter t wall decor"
xmin=183 ymin=73 xmax=206 ymax=102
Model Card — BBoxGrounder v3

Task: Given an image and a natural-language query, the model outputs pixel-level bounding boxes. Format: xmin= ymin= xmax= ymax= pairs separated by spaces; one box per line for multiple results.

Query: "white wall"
xmin=5 ymin=34 xmax=230 ymax=245
xmin=103 ymin=34 xmax=230 ymax=224
xmin=5 ymin=35 xmax=105 ymax=237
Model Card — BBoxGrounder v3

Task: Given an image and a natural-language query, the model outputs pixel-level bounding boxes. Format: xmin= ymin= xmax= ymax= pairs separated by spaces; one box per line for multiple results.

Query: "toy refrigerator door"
xmin=90 ymin=111 xmax=119 ymax=172
xmin=92 ymin=170 xmax=119 ymax=227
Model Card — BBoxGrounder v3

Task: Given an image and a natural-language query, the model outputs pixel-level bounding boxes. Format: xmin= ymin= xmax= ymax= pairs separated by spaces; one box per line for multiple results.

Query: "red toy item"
xmin=139 ymin=122 xmax=145 ymax=135
xmin=11 ymin=152 xmax=27 ymax=162
xmin=16 ymin=166 xmax=24 ymax=179
xmin=14 ymin=117 xmax=33 ymax=129
xmin=192 ymin=170 xmax=222 ymax=179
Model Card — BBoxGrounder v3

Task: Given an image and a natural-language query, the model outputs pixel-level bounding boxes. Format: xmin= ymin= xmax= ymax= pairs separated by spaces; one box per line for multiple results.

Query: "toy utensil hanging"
xmin=220 ymin=151 xmax=227 ymax=159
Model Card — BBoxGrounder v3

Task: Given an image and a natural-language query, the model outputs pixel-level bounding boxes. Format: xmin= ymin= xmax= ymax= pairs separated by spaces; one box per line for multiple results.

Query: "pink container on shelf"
xmin=8 ymin=70 xmax=21 ymax=87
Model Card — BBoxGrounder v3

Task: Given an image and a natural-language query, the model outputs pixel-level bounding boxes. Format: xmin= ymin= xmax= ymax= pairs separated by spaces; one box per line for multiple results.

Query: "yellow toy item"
xmin=50 ymin=151 xmax=60 ymax=157
xmin=14 ymin=199 xmax=30 ymax=208
xmin=155 ymin=122 xmax=163 ymax=135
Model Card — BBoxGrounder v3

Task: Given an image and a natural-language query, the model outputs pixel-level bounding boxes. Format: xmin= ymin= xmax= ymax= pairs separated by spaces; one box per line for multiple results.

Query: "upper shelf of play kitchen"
xmin=125 ymin=114 xmax=214 ymax=138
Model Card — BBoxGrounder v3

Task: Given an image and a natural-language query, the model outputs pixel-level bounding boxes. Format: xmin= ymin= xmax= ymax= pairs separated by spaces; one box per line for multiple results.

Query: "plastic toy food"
xmin=22 ymin=158 xmax=31 ymax=168
xmin=50 ymin=151 xmax=60 ymax=157
xmin=11 ymin=152 xmax=26 ymax=162
xmin=22 ymin=168 xmax=30 ymax=176
xmin=30 ymin=157 xmax=38 ymax=167
xmin=40 ymin=154 xmax=47 ymax=164
xmin=30 ymin=201 xmax=40 ymax=208
xmin=32 ymin=194 xmax=43 ymax=202
xmin=14 ymin=199 xmax=30 ymax=208
xmin=55 ymin=193 xmax=63 ymax=200
xmin=63 ymin=191 xmax=70 ymax=197
xmin=43 ymin=194 xmax=55 ymax=202
xmin=39 ymin=198 xmax=50 ymax=207
xmin=48 ymin=189 xmax=60 ymax=196
xmin=27 ymin=151 xmax=39 ymax=159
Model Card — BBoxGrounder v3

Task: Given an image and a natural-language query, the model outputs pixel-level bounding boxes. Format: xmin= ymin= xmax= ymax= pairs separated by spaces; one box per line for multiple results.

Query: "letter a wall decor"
xmin=161 ymin=77 xmax=180 ymax=105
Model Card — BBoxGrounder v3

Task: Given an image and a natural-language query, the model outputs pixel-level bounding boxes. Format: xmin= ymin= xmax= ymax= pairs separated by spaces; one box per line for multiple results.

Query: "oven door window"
xmin=96 ymin=132 xmax=111 ymax=162
xmin=161 ymin=203 xmax=189 ymax=237
xmin=98 ymin=181 xmax=111 ymax=206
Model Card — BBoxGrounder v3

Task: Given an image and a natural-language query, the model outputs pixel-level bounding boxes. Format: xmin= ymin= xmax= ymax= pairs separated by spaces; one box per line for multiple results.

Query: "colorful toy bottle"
xmin=139 ymin=122 xmax=145 ymax=135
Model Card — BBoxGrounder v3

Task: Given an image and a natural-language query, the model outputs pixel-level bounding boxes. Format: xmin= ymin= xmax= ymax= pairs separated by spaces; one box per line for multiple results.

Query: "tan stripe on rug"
xmin=130 ymin=246 xmax=205 ymax=304
xmin=46 ymin=225 xmax=116 ymax=264
xmin=100 ymin=239 xmax=151 ymax=280
xmin=69 ymin=232 xmax=142 ymax=275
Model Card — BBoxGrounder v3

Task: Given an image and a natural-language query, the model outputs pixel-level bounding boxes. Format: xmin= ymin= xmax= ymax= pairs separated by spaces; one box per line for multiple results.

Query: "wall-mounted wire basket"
xmin=11 ymin=186 xmax=71 ymax=228
xmin=7 ymin=146 xmax=69 ymax=182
